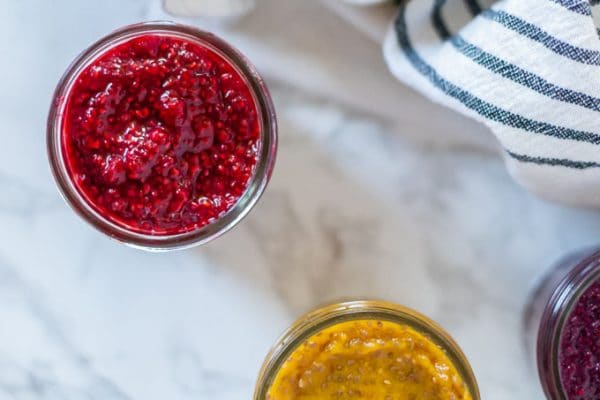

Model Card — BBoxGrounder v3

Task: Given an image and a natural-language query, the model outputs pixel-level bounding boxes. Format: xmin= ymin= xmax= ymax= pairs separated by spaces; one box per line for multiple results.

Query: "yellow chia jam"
xmin=255 ymin=301 xmax=478 ymax=400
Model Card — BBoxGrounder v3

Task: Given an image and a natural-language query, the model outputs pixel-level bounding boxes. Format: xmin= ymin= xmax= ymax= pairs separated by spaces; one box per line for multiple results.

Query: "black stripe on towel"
xmin=550 ymin=0 xmax=592 ymax=15
xmin=482 ymin=9 xmax=600 ymax=65
xmin=450 ymin=35 xmax=600 ymax=111
xmin=432 ymin=0 xmax=451 ymax=39
xmin=464 ymin=0 xmax=482 ymax=16
xmin=507 ymin=151 xmax=600 ymax=169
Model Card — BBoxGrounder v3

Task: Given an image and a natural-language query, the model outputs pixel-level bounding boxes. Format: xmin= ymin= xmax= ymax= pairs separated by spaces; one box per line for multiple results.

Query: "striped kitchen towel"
xmin=382 ymin=0 xmax=600 ymax=207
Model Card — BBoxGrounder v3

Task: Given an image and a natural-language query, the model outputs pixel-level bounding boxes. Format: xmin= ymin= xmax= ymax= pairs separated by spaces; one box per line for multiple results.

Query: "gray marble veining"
xmin=2 ymin=1 xmax=600 ymax=400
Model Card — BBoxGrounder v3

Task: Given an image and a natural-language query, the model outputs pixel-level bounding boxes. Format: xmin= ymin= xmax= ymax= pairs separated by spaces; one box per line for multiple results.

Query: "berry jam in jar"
xmin=524 ymin=248 xmax=600 ymax=399
xmin=48 ymin=22 xmax=277 ymax=250
xmin=560 ymin=280 xmax=600 ymax=399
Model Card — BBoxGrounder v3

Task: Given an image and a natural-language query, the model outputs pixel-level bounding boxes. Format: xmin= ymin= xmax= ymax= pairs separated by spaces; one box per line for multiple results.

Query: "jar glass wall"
xmin=523 ymin=248 xmax=600 ymax=399
xmin=47 ymin=21 xmax=277 ymax=251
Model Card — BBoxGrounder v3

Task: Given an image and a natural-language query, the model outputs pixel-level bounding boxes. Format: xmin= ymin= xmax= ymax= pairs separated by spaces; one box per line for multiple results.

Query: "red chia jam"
xmin=62 ymin=34 xmax=261 ymax=235
xmin=559 ymin=280 xmax=600 ymax=400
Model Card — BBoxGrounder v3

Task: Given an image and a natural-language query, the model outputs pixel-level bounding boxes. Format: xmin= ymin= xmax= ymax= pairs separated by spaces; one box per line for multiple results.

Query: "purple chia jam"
xmin=559 ymin=280 xmax=600 ymax=400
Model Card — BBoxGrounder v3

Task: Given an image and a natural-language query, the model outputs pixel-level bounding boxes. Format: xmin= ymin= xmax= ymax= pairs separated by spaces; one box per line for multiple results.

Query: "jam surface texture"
xmin=62 ymin=34 xmax=260 ymax=234
xmin=267 ymin=320 xmax=472 ymax=400
xmin=560 ymin=280 xmax=600 ymax=400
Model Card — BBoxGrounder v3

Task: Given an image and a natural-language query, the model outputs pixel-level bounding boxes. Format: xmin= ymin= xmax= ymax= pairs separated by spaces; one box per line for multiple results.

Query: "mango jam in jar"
xmin=254 ymin=301 xmax=479 ymax=400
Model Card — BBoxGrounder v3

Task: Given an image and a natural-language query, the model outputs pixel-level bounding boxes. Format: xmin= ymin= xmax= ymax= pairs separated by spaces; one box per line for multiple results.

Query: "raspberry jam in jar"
xmin=254 ymin=300 xmax=480 ymax=400
xmin=524 ymin=248 xmax=600 ymax=399
xmin=48 ymin=22 xmax=277 ymax=250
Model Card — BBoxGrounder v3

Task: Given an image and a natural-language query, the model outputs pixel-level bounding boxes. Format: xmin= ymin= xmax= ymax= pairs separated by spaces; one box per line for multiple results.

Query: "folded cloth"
xmin=380 ymin=0 xmax=600 ymax=208
xmin=163 ymin=0 xmax=600 ymax=208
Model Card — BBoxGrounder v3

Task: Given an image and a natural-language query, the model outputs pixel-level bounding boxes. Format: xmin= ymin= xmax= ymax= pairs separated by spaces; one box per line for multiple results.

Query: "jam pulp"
xmin=268 ymin=320 xmax=472 ymax=400
xmin=62 ymin=34 xmax=260 ymax=234
xmin=560 ymin=280 xmax=600 ymax=400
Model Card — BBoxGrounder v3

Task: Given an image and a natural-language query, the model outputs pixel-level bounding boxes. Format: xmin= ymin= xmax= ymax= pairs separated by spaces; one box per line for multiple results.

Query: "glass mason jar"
xmin=254 ymin=300 xmax=480 ymax=399
xmin=523 ymin=247 xmax=600 ymax=399
xmin=47 ymin=21 xmax=277 ymax=251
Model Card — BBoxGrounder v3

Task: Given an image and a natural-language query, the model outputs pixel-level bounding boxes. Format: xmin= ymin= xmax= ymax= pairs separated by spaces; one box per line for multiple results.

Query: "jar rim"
xmin=253 ymin=300 xmax=480 ymax=400
xmin=46 ymin=21 xmax=277 ymax=251
xmin=536 ymin=249 xmax=600 ymax=399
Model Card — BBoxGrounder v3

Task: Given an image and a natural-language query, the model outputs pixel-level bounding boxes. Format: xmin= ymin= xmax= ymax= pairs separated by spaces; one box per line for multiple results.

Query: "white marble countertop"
xmin=2 ymin=1 xmax=600 ymax=399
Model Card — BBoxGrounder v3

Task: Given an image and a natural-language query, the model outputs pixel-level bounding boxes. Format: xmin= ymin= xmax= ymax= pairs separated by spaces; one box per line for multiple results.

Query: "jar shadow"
xmin=198 ymin=147 xmax=429 ymax=318
xmin=196 ymin=101 xmax=433 ymax=318
xmin=196 ymin=88 xmax=490 ymax=323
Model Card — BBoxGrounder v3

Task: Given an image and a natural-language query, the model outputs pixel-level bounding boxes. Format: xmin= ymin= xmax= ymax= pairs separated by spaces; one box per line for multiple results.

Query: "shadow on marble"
xmin=194 ymin=86 xmax=600 ymax=400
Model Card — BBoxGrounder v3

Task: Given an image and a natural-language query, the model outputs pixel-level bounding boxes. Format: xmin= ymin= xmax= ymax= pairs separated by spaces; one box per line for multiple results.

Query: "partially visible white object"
xmin=163 ymin=0 xmax=255 ymax=17
xmin=342 ymin=0 xmax=389 ymax=5
xmin=323 ymin=0 xmax=391 ymax=41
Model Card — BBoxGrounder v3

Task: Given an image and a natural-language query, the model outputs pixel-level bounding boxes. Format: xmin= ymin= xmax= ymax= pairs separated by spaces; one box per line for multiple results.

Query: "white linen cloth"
xmin=163 ymin=0 xmax=600 ymax=208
